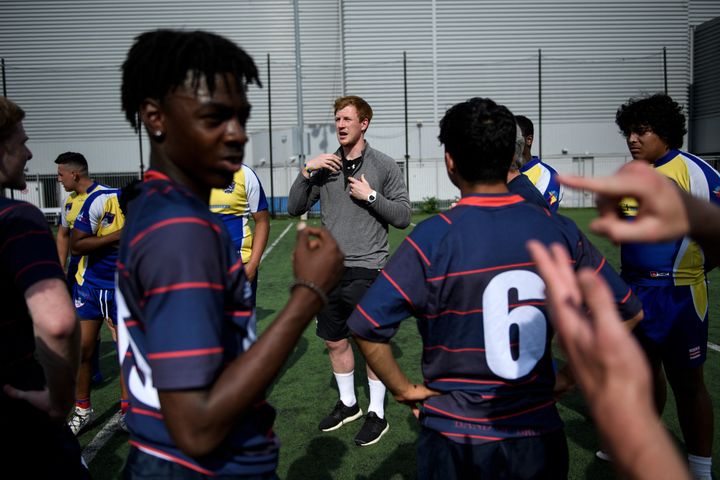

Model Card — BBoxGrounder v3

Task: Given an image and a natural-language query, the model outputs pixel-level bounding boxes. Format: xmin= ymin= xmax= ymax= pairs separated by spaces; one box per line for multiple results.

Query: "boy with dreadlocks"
xmin=117 ymin=29 xmax=343 ymax=477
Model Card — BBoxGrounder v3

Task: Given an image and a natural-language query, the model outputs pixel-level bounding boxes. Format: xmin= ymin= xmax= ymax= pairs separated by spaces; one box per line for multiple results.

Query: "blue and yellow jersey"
xmin=209 ymin=165 xmax=268 ymax=263
xmin=621 ymin=149 xmax=720 ymax=287
xmin=60 ymin=183 xmax=108 ymax=281
xmin=60 ymin=182 xmax=106 ymax=231
xmin=519 ymin=157 xmax=563 ymax=213
xmin=74 ymin=189 xmax=124 ymax=289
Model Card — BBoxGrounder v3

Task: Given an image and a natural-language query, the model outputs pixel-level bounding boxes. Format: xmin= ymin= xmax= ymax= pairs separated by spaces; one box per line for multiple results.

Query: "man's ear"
xmin=444 ymin=151 xmax=460 ymax=188
xmin=445 ymin=151 xmax=455 ymax=174
xmin=525 ymin=134 xmax=533 ymax=147
xmin=360 ymin=117 xmax=370 ymax=133
xmin=139 ymin=99 xmax=164 ymax=139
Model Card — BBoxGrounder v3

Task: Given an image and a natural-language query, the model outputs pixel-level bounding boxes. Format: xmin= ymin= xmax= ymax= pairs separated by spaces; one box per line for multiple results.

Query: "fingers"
xmin=576 ymin=269 xmax=624 ymax=340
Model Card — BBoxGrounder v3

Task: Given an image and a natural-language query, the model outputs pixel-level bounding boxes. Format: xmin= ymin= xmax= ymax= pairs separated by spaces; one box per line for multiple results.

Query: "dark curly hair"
xmin=615 ymin=93 xmax=686 ymax=150
xmin=121 ymin=29 xmax=260 ymax=132
xmin=438 ymin=97 xmax=516 ymax=184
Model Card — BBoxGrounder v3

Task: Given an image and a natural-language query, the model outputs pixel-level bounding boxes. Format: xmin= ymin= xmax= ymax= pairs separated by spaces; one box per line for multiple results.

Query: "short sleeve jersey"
xmin=620 ymin=149 xmax=720 ymax=286
xmin=0 ymin=199 xmax=65 ymax=423
xmin=74 ymin=189 xmax=124 ymax=290
xmin=348 ymin=193 xmax=641 ymax=445
xmin=209 ymin=165 xmax=269 ymax=262
xmin=116 ymin=171 xmax=277 ymax=476
xmin=520 ymin=157 xmax=563 ymax=213
xmin=60 ymin=182 xmax=105 ymax=230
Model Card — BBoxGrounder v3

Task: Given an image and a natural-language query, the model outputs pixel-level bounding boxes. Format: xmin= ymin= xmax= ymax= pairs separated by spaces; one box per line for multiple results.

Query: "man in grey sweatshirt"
xmin=288 ymin=95 xmax=411 ymax=447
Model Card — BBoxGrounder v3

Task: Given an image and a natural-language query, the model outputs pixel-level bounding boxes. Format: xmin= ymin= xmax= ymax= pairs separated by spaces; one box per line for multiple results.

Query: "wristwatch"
xmin=367 ymin=190 xmax=377 ymax=204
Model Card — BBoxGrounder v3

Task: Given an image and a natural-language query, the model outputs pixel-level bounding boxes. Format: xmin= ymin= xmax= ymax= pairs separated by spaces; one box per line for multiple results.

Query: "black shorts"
xmin=416 ymin=427 xmax=568 ymax=480
xmin=316 ymin=267 xmax=380 ymax=341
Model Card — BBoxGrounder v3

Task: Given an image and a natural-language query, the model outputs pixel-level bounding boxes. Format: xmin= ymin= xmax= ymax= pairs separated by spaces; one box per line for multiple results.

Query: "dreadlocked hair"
xmin=121 ymin=29 xmax=261 ymax=132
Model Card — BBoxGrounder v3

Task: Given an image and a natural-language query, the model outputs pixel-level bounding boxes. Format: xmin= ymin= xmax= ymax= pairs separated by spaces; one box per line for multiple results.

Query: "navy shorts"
xmin=73 ymin=283 xmax=117 ymax=323
xmin=631 ymin=282 xmax=709 ymax=368
xmin=416 ymin=427 xmax=568 ymax=480
xmin=316 ymin=267 xmax=380 ymax=341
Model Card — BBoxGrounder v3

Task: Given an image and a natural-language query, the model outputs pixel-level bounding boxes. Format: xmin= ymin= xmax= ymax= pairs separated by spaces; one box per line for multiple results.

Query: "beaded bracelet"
xmin=304 ymin=163 xmax=313 ymax=174
xmin=289 ymin=278 xmax=329 ymax=307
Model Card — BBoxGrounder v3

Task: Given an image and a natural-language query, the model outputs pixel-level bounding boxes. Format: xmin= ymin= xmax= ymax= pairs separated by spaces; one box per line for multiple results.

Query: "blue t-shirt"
xmin=116 ymin=170 xmax=277 ymax=476
xmin=348 ymin=193 xmax=641 ymax=444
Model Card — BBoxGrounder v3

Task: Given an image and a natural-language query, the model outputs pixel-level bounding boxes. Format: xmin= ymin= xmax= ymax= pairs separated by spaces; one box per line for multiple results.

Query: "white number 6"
xmin=482 ymin=270 xmax=547 ymax=380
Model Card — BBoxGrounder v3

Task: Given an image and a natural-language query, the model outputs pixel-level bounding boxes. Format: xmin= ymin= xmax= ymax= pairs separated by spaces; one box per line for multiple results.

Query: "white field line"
xmin=83 ymin=221 xmax=294 ymax=461
xmin=261 ymin=222 xmax=294 ymax=263
xmin=709 ymin=341 xmax=720 ymax=353
xmin=82 ymin=411 xmax=121 ymax=464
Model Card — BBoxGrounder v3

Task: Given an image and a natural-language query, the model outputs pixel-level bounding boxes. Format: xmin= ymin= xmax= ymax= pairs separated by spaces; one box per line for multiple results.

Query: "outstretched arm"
xmin=559 ymin=160 xmax=720 ymax=266
xmin=527 ymin=240 xmax=690 ymax=480
xmin=354 ymin=337 xmax=439 ymax=417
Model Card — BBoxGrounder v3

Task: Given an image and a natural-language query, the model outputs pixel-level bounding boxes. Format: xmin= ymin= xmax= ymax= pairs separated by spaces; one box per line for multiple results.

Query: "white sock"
xmin=368 ymin=378 xmax=386 ymax=418
xmin=688 ymin=454 xmax=712 ymax=480
xmin=334 ymin=370 xmax=356 ymax=407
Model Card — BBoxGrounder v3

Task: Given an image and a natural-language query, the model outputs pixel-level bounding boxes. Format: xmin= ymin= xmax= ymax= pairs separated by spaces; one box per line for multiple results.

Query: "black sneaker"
xmin=318 ymin=400 xmax=363 ymax=432
xmin=354 ymin=412 xmax=389 ymax=446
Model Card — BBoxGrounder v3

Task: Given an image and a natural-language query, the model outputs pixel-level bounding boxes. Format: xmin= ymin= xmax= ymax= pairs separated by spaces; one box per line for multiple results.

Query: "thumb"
xmin=361 ymin=174 xmax=368 ymax=184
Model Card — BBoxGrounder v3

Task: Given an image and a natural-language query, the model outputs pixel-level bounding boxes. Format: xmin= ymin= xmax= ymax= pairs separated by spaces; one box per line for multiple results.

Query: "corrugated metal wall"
xmin=690 ymin=16 xmax=720 ymax=155
xmin=0 ymin=0 xmax=300 ymax=141
xmin=2 ymin=0 xmax=719 ymax=193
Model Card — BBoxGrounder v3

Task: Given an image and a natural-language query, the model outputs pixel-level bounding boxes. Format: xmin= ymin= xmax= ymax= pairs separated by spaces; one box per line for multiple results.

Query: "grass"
xmin=79 ymin=210 xmax=720 ymax=479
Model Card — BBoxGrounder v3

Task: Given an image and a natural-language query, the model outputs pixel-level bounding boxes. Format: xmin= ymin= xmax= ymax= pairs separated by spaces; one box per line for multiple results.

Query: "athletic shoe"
xmin=595 ymin=450 xmax=612 ymax=462
xmin=318 ymin=400 xmax=362 ymax=432
xmin=354 ymin=412 xmax=389 ymax=446
xmin=68 ymin=406 xmax=95 ymax=435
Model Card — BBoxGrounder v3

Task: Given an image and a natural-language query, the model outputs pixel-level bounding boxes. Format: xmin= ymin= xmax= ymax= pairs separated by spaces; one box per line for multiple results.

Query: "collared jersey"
xmin=74 ymin=189 xmax=124 ymax=290
xmin=60 ymin=182 xmax=106 ymax=272
xmin=209 ymin=165 xmax=268 ymax=263
xmin=348 ymin=193 xmax=641 ymax=445
xmin=116 ymin=170 xmax=277 ymax=476
xmin=520 ymin=157 xmax=563 ymax=213
xmin=620 ymin=149 xmax=720 ymax=286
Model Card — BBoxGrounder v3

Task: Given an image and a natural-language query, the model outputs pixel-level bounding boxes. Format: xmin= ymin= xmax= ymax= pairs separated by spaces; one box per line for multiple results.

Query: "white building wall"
xmin=2 ymin=1 xmax=719 ymax=206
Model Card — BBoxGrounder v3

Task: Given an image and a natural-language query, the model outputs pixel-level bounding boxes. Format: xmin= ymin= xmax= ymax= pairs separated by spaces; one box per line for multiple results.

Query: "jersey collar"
xmin=653 ymin=149 xmax=679 ymax=168
xmin=456 ymin=193 xmax=525 ymax=207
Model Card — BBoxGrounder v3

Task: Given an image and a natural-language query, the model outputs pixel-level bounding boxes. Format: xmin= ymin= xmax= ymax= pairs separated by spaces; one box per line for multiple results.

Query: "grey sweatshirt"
xmin=287 ymin=143 xmax=411 ymax=269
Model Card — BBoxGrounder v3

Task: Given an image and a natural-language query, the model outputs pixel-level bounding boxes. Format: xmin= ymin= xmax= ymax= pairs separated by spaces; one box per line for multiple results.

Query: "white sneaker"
xmin=595 ymin=450 xmax=612 ymax=462
xmin=68 ymin=406 xmax=95 ymax=435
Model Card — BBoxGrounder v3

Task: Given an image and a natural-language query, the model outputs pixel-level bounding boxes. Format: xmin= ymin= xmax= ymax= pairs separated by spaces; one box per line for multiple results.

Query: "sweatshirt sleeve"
xmin=287 ymin=172 xmax=321 ymax=217
xmin=370 ymin=161 xmax=411 ymax=229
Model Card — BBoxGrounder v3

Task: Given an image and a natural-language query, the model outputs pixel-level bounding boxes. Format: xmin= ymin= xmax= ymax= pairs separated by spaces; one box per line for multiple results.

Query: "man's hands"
xmin=393 ymin=382 xmax=441 ymax=419
xmin=559 ymin=161 xmax=689 ymax=243
xmin=348 ymin=174 xmax=374 ymax=202
xmin=302 ymin=154 xmax=342 ymax=179
xmin=292 ymin=224 xmax=344 ymax=296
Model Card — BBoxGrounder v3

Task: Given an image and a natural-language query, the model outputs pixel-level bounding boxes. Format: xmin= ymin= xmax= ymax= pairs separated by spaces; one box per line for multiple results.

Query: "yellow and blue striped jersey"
xmin=60 ymin=182 xmax=106 ymax=231
xmin=74 ymin=189 xmax=124 ymax=289
xmin=209 ymin=165 xmax=268 ymax=263
xmin=621 ymin=150 xmax=720 ymax=287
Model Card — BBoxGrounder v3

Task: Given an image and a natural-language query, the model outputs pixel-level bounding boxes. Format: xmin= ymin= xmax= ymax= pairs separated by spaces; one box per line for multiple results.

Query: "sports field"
xmin=77 ymin=209 xmax=720 ymax=479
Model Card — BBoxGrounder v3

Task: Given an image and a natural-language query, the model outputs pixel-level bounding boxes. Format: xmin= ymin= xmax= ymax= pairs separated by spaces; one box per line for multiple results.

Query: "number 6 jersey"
xmin=348 ymin=193 xmax=642 ymax=444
